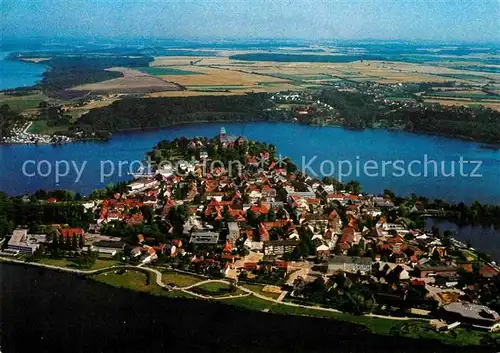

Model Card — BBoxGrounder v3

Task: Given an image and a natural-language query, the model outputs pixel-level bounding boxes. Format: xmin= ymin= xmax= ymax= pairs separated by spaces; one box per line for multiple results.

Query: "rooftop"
xmin=443 ymin=302 xmax=500 ymax=323
xmin=329 ymin=256 xmax=372 ymax=265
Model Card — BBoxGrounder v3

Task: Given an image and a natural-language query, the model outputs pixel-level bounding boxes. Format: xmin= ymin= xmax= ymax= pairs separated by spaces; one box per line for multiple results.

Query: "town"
xmin=0 ymin=128 xmax=499 ymax=345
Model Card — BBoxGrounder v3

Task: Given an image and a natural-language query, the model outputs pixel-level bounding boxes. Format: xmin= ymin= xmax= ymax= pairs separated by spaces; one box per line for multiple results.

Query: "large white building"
xmin=7 ymin=229 xmax=47 ymax=254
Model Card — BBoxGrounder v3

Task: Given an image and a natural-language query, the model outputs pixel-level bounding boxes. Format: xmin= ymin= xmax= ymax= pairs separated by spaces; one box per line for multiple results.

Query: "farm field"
xmin=0 ymin=92 xmax=48 ymax=112
xmin=137 ymin=66 xmax=199 ymax=76
xmin=25 ymin=48 xmax=498 ymax=108
xmin=27 ymin=120 xmax=70 ymax=134
xmin=212 ymin=59 xmax=500 ymax=85
xmin=425 ymin=91 xmax=500 ymax=100
xmin=146 ymin=90 xmax=246 ymax=97
xmin=70 ymin=67 xmax=182 ymax=94
xmin=423 ymin=98 xmax=500 ymax=111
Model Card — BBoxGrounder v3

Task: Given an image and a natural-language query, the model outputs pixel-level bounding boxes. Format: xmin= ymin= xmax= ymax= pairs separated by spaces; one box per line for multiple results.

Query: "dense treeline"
xmin=77 ymin=94 xmax=282 ymax=131
xmin=6 ymin=54 xmax=153 ymax=97
xmin=0 ymin=192 xmax=92 ymax=236
xmin=317 ymin=89 xmax=500 ymax=143
xmin=403 ymin=111 xmax=500 ymax=144
xmin=318 ymin=90 xmax=383 ymax=128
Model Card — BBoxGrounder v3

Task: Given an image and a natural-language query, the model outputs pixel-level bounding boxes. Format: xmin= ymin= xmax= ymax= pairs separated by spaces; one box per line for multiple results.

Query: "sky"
xmin=2 ymin=0 xmax=499 ymax=42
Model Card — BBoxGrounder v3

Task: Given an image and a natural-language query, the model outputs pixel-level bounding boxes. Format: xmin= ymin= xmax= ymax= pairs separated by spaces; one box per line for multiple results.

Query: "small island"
xmin=1 ymin=130 xmax=499 ymax=348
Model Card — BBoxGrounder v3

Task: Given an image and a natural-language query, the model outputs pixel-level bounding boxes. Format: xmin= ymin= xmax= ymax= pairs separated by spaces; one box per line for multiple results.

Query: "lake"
xmin=426 ymin=218 xmax=500 ymax=262
xmin=0 ymin=52 xmax=47 ymax=90
xmin=0 ymin=263 xmax=487 ymax=352
xmin=1 ymin=122 xmax=499 ymax=204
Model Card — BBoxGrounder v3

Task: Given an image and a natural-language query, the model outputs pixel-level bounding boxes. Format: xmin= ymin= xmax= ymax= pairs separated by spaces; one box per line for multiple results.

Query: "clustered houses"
xmin=6 ymin=129 xmax=499 ymax=332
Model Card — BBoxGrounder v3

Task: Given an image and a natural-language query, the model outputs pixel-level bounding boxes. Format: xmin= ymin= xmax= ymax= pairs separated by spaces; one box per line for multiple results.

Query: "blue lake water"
xmin=0 ymin=51 xmax=46 ymax=90
xmin=426 ymin=218 xmax=500 ymax=262
xmin=1 ymin=122 xmax=499 ymax=204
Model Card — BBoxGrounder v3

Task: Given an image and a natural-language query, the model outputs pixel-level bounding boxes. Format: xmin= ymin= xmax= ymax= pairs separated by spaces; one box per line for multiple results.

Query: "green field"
xmin=138 ymin=66 xmax=200 ymax=76
xmin=241 ymin=283 xmax=282 ymax=299
xmin=394 ymin=321 xmax=493 ymax=347
xmin=0 ymin=94 xmax=46 ymax=112
xmin=224 ymin=294 xmax=273 ymax=311
xmin=27 ymin=120 xmax=70 ymax=134
xmin=39 ymin=256 xmax=121 ymax=270
xmin=435 ymin=73 xmax=492 ymax=81
xmin=186 ymin=84 xmax=245 ymax=88
xmin=190 ymin=282 xmax=243 ymax=296
xmin=162 ymin=270 xmax=204 ymax=287
xmin=93 ymin=269 xmax=194 ymax=299
xmin=427 ymin=92 xmax=500 ymax=100
xmin=267 ymin=73 xmax=333 ymax=81
xmin=256 ymin=81 xmax=283 ymax=86
xmin=186 ymin=85 xmax=250 ymax=91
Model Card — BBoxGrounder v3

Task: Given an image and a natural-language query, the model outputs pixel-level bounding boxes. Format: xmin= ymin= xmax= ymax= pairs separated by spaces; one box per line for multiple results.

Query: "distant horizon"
xmin=2 ymin=0 xmax=499 ymax=44
xmin=2 ymin=35 xmax=500 ymax=46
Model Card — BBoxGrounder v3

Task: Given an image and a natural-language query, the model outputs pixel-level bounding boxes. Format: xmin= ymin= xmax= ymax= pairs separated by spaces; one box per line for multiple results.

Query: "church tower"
xmin=219 ymin=127 xmax=227 ymax=141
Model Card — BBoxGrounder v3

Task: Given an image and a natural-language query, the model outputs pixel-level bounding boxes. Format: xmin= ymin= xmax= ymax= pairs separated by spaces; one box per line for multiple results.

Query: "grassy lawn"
xmin=224 ymin=294 xmax=274 ymax=311
xmin=162 ymin=270 xmax=204 ymax=287
xmin=267 ymin=304 xmax=401 ymax=335
xmin=190 ymin=282 xmax=243 ymax=297
xmin=241 ymin=283 xmax=281 ymax=299
xmin=395 ymin=322 xmax=491 ymax=346
xmin=93 ymin=269 xmax=194 ymax=299
xmin=138 ymin=66 xmax=199 ymax=75
xmin=39 ymin=256 xmax=121 ymax=270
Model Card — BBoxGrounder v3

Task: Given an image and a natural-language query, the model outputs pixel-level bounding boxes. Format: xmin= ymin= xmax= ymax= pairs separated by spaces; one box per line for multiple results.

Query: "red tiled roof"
xmin=223 ymin=241 xmax=232 ymax=253
xmin=244 ymin=262 xmax=258 ymax=270
xmin=342 ymin=227 xmax=355 ymax=235
xmin=259 ymin=223 xmax=270 ymax=241
xmin=328 ymin=210 xmax=339 ymax=219
xmin=327 ymin=193 xmax=345 ymax=199
xmin=480 ymin=265 xmax=499 ymax=277
xmin=60 ymin=228 xmax=84 ymax=238
xmin=307 ymin=198 xmax=321 ymax=204
xmin=275 ymin=260 xmax=288 ymax=269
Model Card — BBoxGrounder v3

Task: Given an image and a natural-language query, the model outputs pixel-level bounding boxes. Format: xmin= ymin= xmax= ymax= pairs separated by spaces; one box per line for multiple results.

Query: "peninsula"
xmin=1 ymin=131 xmax=499 ymax=349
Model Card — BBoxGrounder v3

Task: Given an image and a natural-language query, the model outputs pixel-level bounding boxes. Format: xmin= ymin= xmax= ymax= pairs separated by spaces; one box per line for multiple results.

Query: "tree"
xmin=71 ymin=235 xmax=78 ymax=250
xmin=267 ymin=208 xmax=276 ymax=222
xmin=168 ymin=205 xmax=189 ymax=235
xmin=345 ymin=180 xmax=361 ymax=194
xmin=141 ymin=206 xmax=154 ymax=225
xmin=383 ymin=189 xmax=395 ymax=200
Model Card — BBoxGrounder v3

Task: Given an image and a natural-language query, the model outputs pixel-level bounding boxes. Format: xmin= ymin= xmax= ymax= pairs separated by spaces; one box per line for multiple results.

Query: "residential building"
xmin=7 ymin=229 xmax=46 ymax=254
xmin=263 ymin=240 xmax=300 ymax=255
xmin=328 ymin=256 xmax=372 ymax=273
xmin=189 ymin=231 xmax=220 ymax=244
xmin=227 ymin=222 xmax=240 ymax=245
